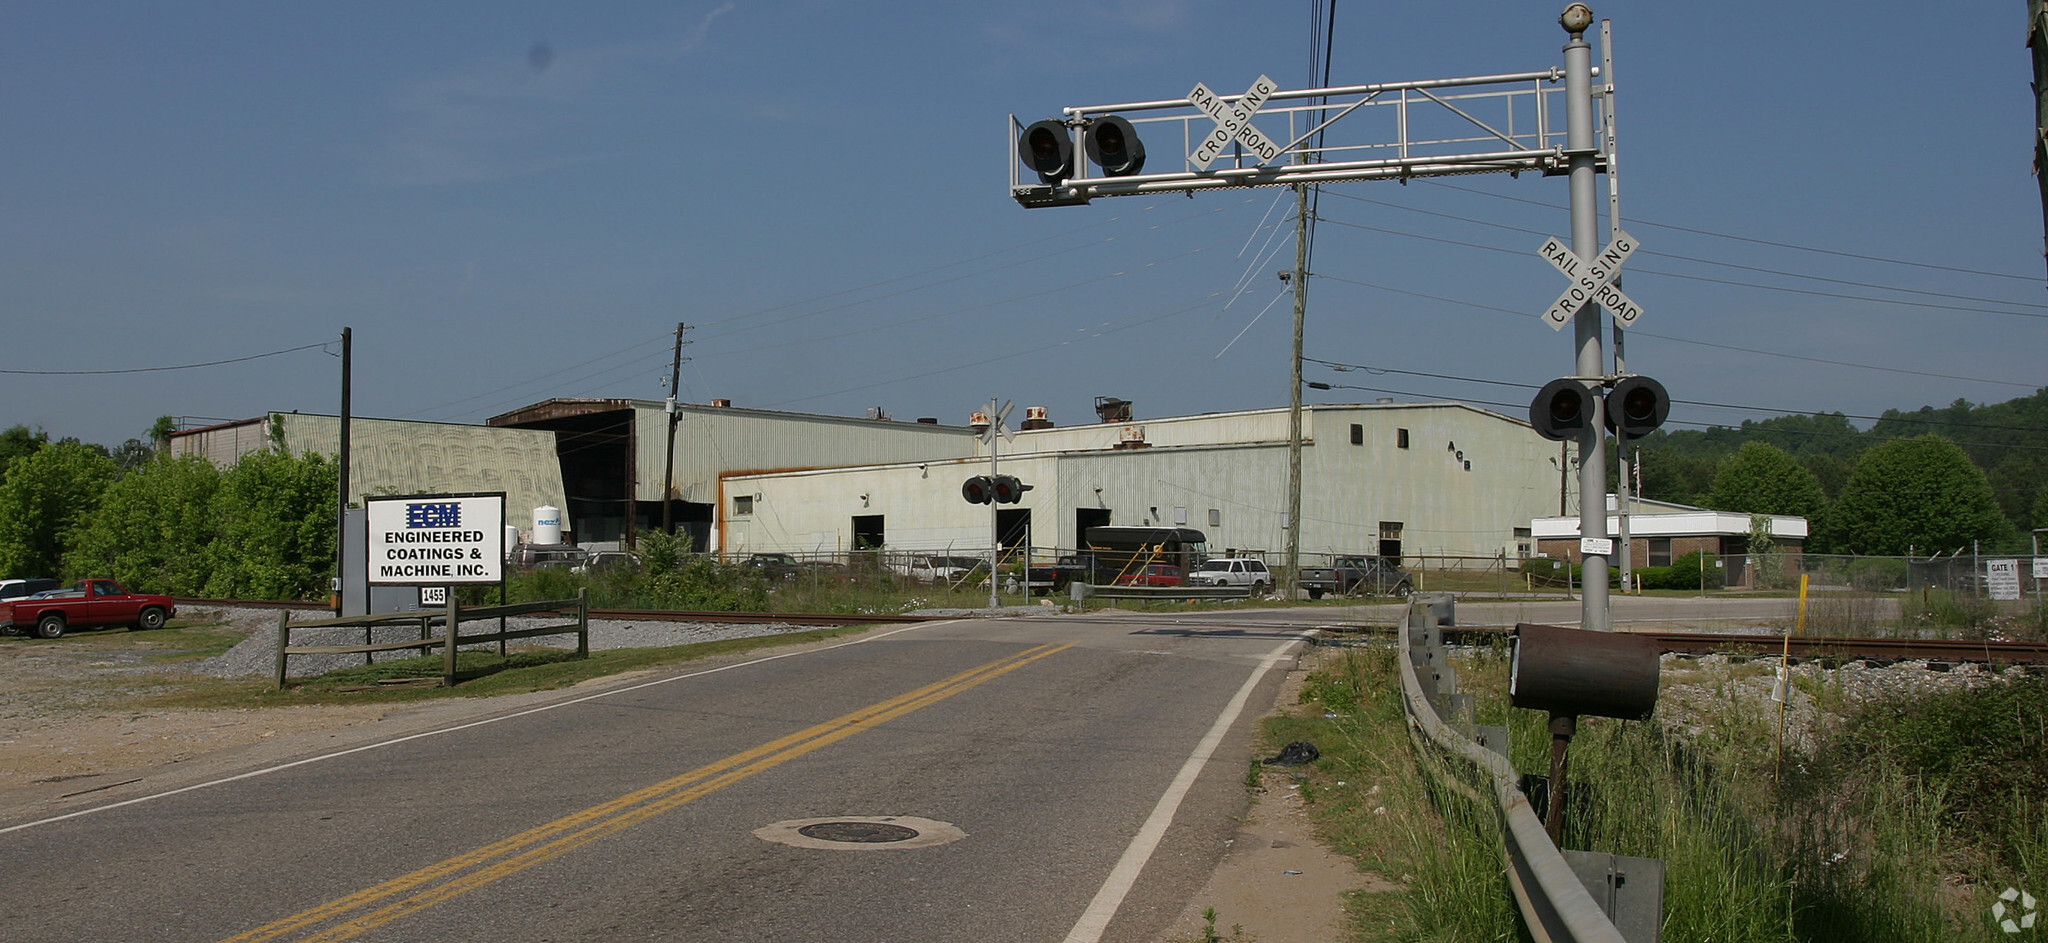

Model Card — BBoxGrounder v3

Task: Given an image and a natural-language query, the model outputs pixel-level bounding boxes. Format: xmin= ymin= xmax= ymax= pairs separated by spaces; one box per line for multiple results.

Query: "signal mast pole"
xmin=1562 ymin=4 xmax=1611 ymax=633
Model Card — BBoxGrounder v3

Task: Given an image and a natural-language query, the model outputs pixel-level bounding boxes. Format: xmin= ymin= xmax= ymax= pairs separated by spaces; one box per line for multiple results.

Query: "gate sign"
xmin=367 ymin=493 xmax=505 ymax=585
xmin=1986 ymin=558 xmax=2022 ymax=601
xmin=1188 ymin=76 xmax=1281 ymax=169
xmin=1539 ymin=230 xmax=1644 ymax=330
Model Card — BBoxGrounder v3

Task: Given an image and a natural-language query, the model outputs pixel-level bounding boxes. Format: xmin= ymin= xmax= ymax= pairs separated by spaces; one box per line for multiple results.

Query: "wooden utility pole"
xmin=335 ymin=326 xmax=351 ymax=616
xmin=2032 ymin=0 xmax=2048 ymax=279
xmin=660 ymin=322 xmax=692 ymax=535
xmin=1285 ymin=184 xmax=1309 ymax=598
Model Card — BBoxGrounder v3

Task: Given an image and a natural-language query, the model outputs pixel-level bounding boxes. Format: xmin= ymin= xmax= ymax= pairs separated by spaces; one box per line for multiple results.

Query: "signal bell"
xmin=1529 ymin=378 xmax=1595 ymax=442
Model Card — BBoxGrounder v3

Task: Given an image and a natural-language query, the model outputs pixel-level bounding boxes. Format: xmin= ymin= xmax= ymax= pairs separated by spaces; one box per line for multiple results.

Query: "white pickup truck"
xmin=1184 ymin=557 xmax=1272 ymax=594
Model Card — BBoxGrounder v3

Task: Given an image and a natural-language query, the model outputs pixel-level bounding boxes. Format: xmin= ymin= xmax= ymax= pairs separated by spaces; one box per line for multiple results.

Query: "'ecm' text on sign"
xmin=366 ymin=494 xmax=505 ymax=585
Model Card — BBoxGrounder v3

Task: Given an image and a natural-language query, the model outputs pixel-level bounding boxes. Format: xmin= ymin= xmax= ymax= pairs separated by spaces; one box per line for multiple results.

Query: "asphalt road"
xmin=0 ymin=611 xmax=1312 ymax=943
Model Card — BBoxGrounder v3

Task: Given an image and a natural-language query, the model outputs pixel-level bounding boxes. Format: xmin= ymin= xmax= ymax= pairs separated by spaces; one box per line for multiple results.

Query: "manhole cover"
xmin=755 ymin=815 xmax=966 ymax=852
xmin=798 ymin=821 xmax=920 ymax=843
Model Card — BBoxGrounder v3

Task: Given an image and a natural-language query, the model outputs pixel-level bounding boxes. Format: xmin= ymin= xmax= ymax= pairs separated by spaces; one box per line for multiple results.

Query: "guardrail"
xmin=275 ymin=591 xmax=588 ymax=689
xmin=1397 ymin=597 xmax=1643 ymax=943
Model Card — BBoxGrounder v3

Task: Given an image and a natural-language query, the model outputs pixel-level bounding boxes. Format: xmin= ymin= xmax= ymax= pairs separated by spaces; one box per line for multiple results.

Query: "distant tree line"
xmin=1625 ymin=388 xmax=2047 ymax=554
xmin=0 ymin=420 xmax=335 ymax=598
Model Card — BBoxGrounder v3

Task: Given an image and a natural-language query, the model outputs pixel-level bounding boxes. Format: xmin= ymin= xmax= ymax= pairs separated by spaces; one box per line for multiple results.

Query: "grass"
xmin=1266 ymin=639 xmax=2045 ymax=941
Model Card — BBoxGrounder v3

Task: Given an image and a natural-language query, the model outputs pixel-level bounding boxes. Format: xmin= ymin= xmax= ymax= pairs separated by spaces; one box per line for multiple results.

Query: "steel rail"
xmin=176 ymin=598 xmax=938 ymax=627
xmin=1434 ymin=627 xmax=2048 ymax=665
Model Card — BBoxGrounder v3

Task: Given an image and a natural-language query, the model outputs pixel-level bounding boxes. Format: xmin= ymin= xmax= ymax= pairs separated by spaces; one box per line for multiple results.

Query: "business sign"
xmin=366 ymin=493 xmax=505 ymax=585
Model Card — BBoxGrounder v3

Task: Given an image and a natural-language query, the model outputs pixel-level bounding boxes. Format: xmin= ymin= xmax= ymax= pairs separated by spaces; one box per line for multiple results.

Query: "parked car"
xmin=1024 ymin=554 xmax=1094 ymax=594
xmin=1114 ymin=564 xmax=1185 ymax=587
xmin=889 ymin=555 xmax=985 ymax=585
xmin=1 ymin=579 xmax=178 ymax=639
xmin=0 ymin=578 xmax=61 ymax=601
xmin=1186 ymin=558 xmax=1273 ymax=593
xmin=1299 ymin=555 xmax=1413 ymax=599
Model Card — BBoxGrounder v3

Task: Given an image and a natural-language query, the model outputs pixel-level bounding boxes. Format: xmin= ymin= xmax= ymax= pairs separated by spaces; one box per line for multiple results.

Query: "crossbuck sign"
xmin=1538 ymin=230 xmax=1644 ymax=330
xmin=1187 ymin=76 xmax=1281 ymax=170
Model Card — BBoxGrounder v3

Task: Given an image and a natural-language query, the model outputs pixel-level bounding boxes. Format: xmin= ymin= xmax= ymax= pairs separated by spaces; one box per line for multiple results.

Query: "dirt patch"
xmin=0 ymin=617 xmax=397 ymax=799
xmin=1150 ymin=645 xmax=1399 ymax=942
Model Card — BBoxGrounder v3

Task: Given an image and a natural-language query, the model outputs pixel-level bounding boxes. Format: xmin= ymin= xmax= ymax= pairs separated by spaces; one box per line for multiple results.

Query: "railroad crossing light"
xmin=992 ymin=475 xmax=1033 ymax=504
xmin=1017 ymin=119 xmax=1074 ymax=184
xmin=1529 ymin=378 xmax=1595 ymax=442
xmin=962 ymin=476 xmax=994 ymax=504
xmin=1606 ymin=376 xmax=1671 ymax=437
xmin=1084 ymin=116 xmax=1146 ymax=176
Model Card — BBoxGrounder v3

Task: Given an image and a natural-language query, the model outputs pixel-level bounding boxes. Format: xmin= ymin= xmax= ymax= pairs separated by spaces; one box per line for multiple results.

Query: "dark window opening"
xmin=1397 ymin=428 xmax=1409 ymax=449
xmin=1350 ymin=423 xmax=1364 ymax=445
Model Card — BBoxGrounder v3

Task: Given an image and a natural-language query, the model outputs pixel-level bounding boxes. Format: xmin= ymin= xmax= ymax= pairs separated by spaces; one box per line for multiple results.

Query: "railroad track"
xmin=1437 ymin=626 xmax=2048 ymax=666
xmin=173 ymin=598 xmax=938 ymax=627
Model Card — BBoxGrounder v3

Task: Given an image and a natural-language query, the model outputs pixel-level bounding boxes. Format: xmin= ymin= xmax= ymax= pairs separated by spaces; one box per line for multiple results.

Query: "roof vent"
xmin=1020 ymin=406 xmax=1054 ymax=430
xmin=1094 ymin=396 xmax=1133 ymax=423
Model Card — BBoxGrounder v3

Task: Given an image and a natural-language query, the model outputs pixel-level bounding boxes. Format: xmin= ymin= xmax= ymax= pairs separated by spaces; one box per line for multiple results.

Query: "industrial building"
xmin=721 ymin=401 xmax=1561 ymax=564
xmin=171 ymin=396 xmax=1562 ymax=568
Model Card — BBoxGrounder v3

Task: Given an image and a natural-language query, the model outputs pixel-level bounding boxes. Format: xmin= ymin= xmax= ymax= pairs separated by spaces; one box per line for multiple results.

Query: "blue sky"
xmin=5 ymin=1 xmax=2042 ymax=448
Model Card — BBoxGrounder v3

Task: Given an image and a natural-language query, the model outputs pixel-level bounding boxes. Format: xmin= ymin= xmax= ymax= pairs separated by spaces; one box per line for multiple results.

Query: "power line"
xmin=1318 ymin=189 xmax=2045 ymax=312
xmin=1303 ymin=356 xmax=2048 ymax=434
xmin=1313 ymin=214 xmax=2047 ymax=320
xmin=1416 ymin=179 xmax=2043 ymax=282
xmin=0 ymin=341 xmax=331 ymax=376
xmin=1311 ymin=272 xmax=2040 ymax=390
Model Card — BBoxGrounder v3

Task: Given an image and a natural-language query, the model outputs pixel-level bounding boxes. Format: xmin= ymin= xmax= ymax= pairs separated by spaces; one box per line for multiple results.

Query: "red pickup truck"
xmin=1 ymin=579 xmax=177 ymax=639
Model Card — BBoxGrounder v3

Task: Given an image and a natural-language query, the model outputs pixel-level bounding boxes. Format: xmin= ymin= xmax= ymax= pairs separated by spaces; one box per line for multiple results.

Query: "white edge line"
xmin=0 ymin=620 xmax=950 ymax=836
xmin=1062 ymin=634 xmax=1307 ymax=943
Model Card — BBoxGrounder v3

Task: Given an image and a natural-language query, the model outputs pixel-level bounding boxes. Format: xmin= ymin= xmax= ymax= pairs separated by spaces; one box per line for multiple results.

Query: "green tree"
xmin=64 ymin=455 xmax=224 ymax=594
xmin=0 ymin=424 xmax=47 ymax=482
xmin=0 ymin=441 xmax=120 ymax=577
xmin=203 ymin=451 xmax=338 ymax=599
xmin=1821 ymin=435 xmax=2010 ymax=555
xmin=1704 ymin=441 xmax=1828 ymax=520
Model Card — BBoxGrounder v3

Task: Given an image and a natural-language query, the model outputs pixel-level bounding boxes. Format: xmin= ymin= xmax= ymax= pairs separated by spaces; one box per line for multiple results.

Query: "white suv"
xmin=1188 ymin=558 xmax=1272 ymax=594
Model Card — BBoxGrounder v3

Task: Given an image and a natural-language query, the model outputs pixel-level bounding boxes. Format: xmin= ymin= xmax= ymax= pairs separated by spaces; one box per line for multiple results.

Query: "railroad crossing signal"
xmin=1528 ymin=375 xmax=1671 ymax=442
xmin=1538 ymin=231 xmax=1644 ymax=330
xmin=1187 ymin=76 xmax=1280 ymax=170
xmin=962 ymin=474 xmax=1029 ymax=505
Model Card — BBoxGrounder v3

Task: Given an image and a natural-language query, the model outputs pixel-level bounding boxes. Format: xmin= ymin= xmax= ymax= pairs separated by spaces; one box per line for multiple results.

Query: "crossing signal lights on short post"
xmin=991 ymin=475 xmax=1032 ymax=504
xmin=1605 ymin=376 xmax=1670 ymax=437
xmin=1529 ymin=378 xmax=1595 ymax=442
xmin=962 ymin=476 xmax=994 ymax=505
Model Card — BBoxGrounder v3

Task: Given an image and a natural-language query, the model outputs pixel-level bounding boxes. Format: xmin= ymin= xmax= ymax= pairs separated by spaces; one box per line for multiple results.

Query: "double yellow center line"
xmin=223 ymin=642 xmax=1072 ymax=943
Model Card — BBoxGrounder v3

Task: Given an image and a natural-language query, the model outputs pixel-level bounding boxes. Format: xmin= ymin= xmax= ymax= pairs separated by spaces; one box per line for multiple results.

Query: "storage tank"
xmin=533 ymin=506 xmax=563 ymax=546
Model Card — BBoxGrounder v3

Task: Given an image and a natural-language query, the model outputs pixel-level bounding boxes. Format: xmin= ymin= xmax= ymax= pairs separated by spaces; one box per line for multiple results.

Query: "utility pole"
xmin=1285 ymin=183 xmax=1309 ymax=599
xmin=660 ymin=322 xmax=692 ymax=536
xmin=2032 ymin=0 xmax=2048 ymax=279
xmin=335 ymin=326 xmax=351 ymax=616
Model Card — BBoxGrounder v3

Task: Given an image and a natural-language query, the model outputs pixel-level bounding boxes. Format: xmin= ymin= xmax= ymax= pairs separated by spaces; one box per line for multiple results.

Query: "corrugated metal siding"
xmin=721 ymin=403 xmax=1558 ymax=559
xmin=279 ymin=414 xmax=570 ymax=528
xmin=638 ymin=404 xmax=976 ymax=503
xmin=167 ymin=418 xmax=273 ymax=466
